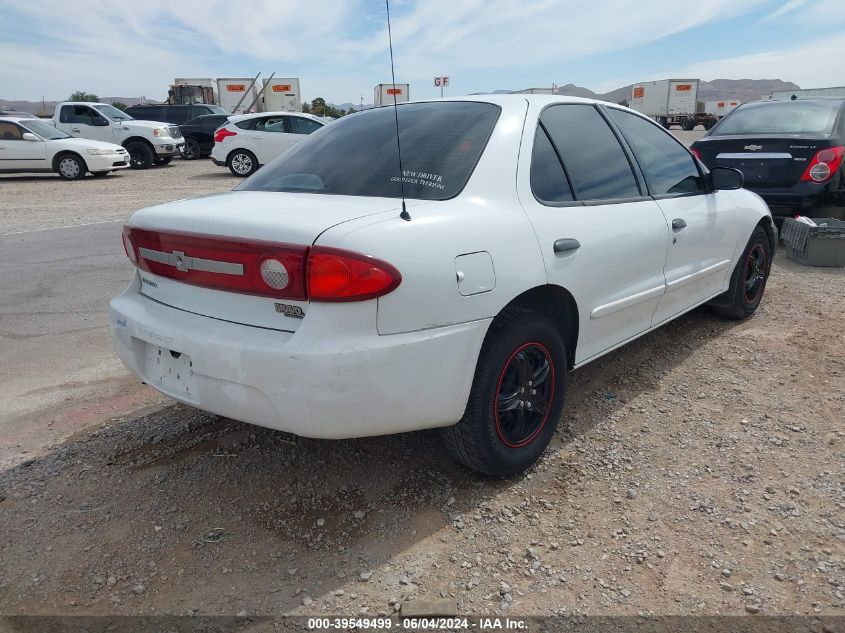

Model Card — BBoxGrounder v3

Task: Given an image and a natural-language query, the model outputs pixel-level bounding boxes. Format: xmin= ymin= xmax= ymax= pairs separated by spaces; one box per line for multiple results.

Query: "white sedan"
xmin=0 ymin=117 xmax=129 ymax=179
xmin=210 ymin=111 xmax=325 ymax=176
xmin=111 ymin=95 xmax=774 ymax=476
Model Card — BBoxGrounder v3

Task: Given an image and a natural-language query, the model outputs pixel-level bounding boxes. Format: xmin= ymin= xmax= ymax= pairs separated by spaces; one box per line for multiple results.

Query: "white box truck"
xmin=262 ymin=78 xmax=302 ymax=112
xmin=374 ymin=84 xmax=409 ymax=107
xmin=629 ymin=79 xmax=716 ymax=130
xmin=217 ymin=78 xmax=260 ymax=114
xmin=704 ymin=99 xmax=742 ymax=119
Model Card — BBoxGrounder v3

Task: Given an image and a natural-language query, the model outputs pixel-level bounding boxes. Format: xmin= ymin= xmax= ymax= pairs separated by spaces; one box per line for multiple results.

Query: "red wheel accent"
xmin=493 ymin=342 xmax=555 ymax=449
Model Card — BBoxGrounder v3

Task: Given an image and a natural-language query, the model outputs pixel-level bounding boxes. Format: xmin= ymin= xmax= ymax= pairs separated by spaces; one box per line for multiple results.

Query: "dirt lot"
xmin=0 ymin=159 xmax=240 ymax=234
xmin=1 ymin=138 xmax=844 ymax=621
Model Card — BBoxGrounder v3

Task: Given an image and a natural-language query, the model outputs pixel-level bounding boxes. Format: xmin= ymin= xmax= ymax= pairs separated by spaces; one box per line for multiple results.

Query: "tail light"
xmin=124 ymin=227 xmax=308 ymax=299
xmin=121 ymin=229 xmax=137 ymax=264
xmin=214 ymin=128 xmax=237 ymax=143
xmin=122 ymin=228 xmax=400 ymax=303
xmin=690 ymin=147 xmax=702 ymax=161
xmin=800 ymin=146 xmax=845 ymax=183
xmin=308 ymin=246 xmax=401 ymax=302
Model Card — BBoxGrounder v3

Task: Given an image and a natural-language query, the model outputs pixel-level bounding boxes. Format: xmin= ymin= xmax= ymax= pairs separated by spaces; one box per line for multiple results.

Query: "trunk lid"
xmin=695 ymin=135 xmax=830 ymax=188
xmin=128 ymin=191 xmax=403 ymax=331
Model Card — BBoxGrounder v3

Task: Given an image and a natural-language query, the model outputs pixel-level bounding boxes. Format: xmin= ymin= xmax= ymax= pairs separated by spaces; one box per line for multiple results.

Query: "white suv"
xmin=210 ymin=111 xmax=325 ymax=176
xmin=112 ymin=96 xmax=774 ymax=476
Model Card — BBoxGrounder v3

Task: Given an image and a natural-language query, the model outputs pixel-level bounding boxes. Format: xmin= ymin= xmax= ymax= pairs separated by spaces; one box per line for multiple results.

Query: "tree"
xmin=301 ymin=102 xmax=311 ymax=114
xmin=310 ymin=97 xmax=327 ymax=115
xmin=68 ymin=91 xmax=99 ymax=102
xmin=110 ymin=101 xmax=127 ymax=111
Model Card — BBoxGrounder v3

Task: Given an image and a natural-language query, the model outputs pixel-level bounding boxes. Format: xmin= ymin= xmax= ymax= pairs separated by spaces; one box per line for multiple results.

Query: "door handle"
xmin=71 ymin=127 xmax=80 ymax=133
xmin=671 ymin=218 xmax=687 ymax=230
xmin=553 ymin=238 xmax=581 ymax=253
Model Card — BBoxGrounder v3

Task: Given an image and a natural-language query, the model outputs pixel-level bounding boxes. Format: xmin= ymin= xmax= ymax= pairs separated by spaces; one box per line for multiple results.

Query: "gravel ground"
xmin=1 ymin=135 xmax=843 ymax=620
xmin=0 ymin=160 xmax=240 ymax=234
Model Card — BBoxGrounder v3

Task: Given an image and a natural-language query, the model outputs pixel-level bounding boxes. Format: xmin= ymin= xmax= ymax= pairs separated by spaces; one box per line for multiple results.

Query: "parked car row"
xmin=0 ymin=103 xmax=328 ymax=179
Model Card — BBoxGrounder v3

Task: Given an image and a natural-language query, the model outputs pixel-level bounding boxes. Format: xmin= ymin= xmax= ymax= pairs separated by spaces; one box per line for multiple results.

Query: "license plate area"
xmin=144 ymin=343 xmax=196 ymax=398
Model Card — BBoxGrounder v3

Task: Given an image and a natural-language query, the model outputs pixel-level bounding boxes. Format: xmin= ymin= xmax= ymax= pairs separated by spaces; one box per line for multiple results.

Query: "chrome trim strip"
xmin=665 ymin=259 xmax=731 ymax=293
xmin=591 ymin=285 xmax=665 ymax=319
xmin=138 ymin=247 xmax=243 ymax=275
xmin=716 ymin=152 xmax=792 ymax=159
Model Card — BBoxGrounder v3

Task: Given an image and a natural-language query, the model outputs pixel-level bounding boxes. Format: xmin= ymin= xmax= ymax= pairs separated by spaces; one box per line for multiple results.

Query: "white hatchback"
xmin=210 ymin=111 xmax=325 ymax=176
xmin=111 ymin=96 xmax=774 ymax=476
xmin=0 ymin=117 xmax=129 ymax=179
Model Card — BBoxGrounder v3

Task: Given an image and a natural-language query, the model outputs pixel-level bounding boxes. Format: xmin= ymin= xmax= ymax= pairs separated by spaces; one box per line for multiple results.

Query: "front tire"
xmin=125 ymin=142 xmax=154 ymax=169
xmin=55 ymin=154 xmax=86 ymax=180
xmin=442 ymin=307 xmax=567 ymax=477
xmin=712 ymin=226 xmax=771 ymax=319
xmin=182 ymin=137 xmax=201 ymax=160
xmin=227 ymin=149 xmax=258 ymax=177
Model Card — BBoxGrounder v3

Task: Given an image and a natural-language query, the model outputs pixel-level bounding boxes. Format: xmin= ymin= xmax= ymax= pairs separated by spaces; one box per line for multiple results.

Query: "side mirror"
xmin=22 ymin=132 xmax=40 ymax=142
xmin=710 ymin=166 xmax=744 ymax=191
xmin=91 ymin=116 xmax=110 ymax=127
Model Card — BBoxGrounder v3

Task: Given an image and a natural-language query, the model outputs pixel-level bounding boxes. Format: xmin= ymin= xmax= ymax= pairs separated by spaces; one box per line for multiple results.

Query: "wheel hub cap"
xmin=743 ymin=244 xmax=766 ymax=302
xmin=495 ymin=343 xmax=555 ymax=448
xmin=59 ymin=158 xmax=79 ymax=178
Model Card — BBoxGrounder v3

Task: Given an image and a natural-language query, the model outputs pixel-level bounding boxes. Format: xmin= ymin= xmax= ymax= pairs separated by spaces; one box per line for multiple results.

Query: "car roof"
xmin=0 ymin=112 xmax=36 ymax=118
xmin=735 ymin=98 xmax=845 ymax=107
xmin=1 ymin=116 xmax=40 ymax=124
xmin=366 ymin=94 xmax=647 ymax=119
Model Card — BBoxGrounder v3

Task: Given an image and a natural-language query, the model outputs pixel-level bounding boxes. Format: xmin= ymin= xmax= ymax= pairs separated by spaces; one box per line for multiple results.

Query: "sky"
xmin=1 ymin=0 xmax=844 ymax=105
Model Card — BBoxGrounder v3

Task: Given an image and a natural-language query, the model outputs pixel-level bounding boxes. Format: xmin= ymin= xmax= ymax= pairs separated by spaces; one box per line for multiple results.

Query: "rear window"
xmin=238 ymin=102 xmax=500 ymax=200
xmin=714 ymin=101 xmax=842 ymax=136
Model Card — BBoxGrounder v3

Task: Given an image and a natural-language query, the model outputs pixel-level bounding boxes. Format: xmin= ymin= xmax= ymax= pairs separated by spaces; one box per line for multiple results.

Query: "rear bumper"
xmin=109 ymin=279 xmax=489 ymax=439
xmin=747 ymin=183 xmax=844 ymax=219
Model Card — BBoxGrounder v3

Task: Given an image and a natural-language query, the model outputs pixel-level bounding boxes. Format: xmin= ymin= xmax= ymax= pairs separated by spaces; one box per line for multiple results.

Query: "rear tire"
xmin=125 ymin=142 xmax=154 ymax=169
xmin=227 ymin=149 xmax=258 ymax=177
xmin=682 ymin=119 xmax=695 ymax=131
xmin=442 ymin=307 xmax=567 ymax=477
xmin=55 ymin=153 xmax=86 ymax=180
xmin=712 ymin=226 xmax=771 ymax=320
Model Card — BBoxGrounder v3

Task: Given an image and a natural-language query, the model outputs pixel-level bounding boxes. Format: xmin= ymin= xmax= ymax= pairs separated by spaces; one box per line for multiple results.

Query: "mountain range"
xmin=506 ymin=78 xmax=801 ymax=104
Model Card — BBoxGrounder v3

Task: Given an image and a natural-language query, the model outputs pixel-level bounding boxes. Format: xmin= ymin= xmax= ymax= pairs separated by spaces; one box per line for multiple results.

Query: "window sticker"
xmin=391 ymin=170 xmax=446 ymax=190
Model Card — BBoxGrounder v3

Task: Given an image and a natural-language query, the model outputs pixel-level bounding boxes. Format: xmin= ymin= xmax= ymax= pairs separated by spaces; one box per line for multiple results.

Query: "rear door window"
xmin=606 ymin=108 xmax=705 ymax=196
xmin=255 ymin=116 xmax=287 ymax=133
xmin=540 ymin=105 xmax=640 ymax=201
xmin=530 ymin=125 xmax=574 ymax=203
xmin=239 ymin=101 xmax=501 ymax=200
xmin=128 ymin=106 xmax=160 ymax=120
xmin=288 ymin=117 xmax=323 ymax=135
xmin=168 ymin=106 xmax=191 ymax=123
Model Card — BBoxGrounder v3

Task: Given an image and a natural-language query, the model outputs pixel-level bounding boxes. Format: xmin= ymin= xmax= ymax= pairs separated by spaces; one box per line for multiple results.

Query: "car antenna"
xmin=385 ymin=0 xmax=411 ymax=221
